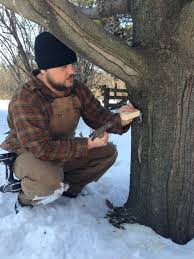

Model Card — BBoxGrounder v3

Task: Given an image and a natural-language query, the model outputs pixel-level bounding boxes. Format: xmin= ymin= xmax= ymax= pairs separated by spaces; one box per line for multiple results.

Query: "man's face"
xmin=43 ymin=64 xmax=75 ymax=91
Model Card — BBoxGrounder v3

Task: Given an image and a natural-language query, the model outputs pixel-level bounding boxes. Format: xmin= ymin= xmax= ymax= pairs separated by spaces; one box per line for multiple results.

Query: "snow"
xmin=0 ymin=100 xmax=194 ymax=259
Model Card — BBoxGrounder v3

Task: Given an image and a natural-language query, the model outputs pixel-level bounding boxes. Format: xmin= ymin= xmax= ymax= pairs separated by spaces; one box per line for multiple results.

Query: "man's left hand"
xmin=119 ymin=102 xmax=136 ymax=127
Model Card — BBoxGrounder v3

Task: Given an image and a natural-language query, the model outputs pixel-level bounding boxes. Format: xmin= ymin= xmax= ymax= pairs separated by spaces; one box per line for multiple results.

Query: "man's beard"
xmin=53 ymin=84 xmax=65 ymax=91
xmin=47 ymin=75 xmax=74 ymax=92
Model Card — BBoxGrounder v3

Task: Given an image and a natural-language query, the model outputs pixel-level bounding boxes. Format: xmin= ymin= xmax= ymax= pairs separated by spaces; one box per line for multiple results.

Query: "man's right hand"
xmin=88 ymin=132 xmax=109 ymax=149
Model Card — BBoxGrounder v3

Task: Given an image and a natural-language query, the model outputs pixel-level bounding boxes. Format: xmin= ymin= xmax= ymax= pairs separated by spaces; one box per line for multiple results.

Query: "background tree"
xmin=0 ymin=3 xmax=100 ymax=94
xmin=0 ymin=0 xmax=193 ymax=245
xmin=0 ymin=64 xmax=16 ymax=98
xmin=0 ymin=5 xmax=41 ymax=83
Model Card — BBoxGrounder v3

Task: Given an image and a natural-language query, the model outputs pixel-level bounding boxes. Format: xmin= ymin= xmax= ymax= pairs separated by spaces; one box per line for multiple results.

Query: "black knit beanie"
xmin=34 ymin=32 xmax=77 ymax=70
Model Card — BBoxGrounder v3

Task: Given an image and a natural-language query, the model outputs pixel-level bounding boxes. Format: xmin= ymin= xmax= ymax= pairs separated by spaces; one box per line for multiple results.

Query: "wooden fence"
xmin=100 ymin=83 xmax=129 ymax=110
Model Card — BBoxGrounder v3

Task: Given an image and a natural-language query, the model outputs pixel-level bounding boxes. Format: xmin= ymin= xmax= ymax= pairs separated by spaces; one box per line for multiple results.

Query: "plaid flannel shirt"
xmin=0 ymin=74 xmax=130 ymax=161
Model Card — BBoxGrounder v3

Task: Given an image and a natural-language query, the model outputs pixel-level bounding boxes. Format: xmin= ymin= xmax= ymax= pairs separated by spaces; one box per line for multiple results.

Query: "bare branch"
xmin=76 ymin=0 xmax=131 ymax=19
xmin=7 ymin=11 xmax=32 ymax=71
xmin=0 ymin=48 xmax=21 ymax=83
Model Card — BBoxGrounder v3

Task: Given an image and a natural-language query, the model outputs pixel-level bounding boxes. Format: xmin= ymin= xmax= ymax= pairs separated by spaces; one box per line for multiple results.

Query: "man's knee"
xmin=14 ymin=151 xmax=64 ymax=184
xmin=106 ymin=142 xmax=118 ymax=159
xmin=88 ymin=142 xmax=118 ymax=161
xmin=14 ymin=151 xmax=66 ymax=205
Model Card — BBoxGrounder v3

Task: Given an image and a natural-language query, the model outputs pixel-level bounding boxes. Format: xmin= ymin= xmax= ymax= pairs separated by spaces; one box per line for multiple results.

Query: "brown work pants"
xmin=14 ymin=143 xmax=118 ymax=206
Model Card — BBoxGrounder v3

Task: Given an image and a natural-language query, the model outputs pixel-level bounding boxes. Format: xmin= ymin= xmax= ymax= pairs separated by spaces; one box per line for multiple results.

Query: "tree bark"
xmin=123 ymin=0 xmax=194 ymax=244
xmin=131 ymin=0 xmax=191 ymax=47
xmin=126 ymin=58 xmax=194 ymax=244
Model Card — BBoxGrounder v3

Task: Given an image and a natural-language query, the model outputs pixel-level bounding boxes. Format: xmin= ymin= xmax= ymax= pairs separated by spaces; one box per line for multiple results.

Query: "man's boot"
xmin=62 ymin=189 xmax=78 ymax=198
xmin=14 ymin=194 xmax=33 ymax=214
xmin=62 ymin=185 xmax=89 ymax=198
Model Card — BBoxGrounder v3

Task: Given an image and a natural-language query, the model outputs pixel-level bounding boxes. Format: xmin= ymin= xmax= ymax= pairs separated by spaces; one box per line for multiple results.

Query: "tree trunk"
xmin=119 ymin=1 xmax=194 ymax=245
xmin=124 ymin=52 xmax=194 ymax=244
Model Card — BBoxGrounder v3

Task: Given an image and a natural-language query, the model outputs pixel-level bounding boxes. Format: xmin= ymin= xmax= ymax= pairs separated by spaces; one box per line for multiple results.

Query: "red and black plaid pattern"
xmin=0 ymin=76 xmax=129 ymax=161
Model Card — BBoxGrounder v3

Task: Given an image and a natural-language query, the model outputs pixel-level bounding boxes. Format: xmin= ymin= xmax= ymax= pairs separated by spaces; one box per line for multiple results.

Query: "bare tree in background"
xmin=0 ymin=5 xmax=42 ymax=83
xmin=75 ymin=56 xmax=101 ymax=85
xmin=0 ymin=65 xmax=16 ymax=98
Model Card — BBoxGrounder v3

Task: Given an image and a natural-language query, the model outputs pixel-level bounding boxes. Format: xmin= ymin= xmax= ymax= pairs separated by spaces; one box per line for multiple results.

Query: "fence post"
xmin=104 ymin=87 xmax=110 ymax=110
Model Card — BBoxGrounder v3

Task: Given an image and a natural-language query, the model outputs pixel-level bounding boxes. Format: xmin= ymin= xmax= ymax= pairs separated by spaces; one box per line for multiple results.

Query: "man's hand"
xmin=88 ymin=132 xmax=109 ymax=149
xmin=119 ymin=102 xmax=136 ymax=127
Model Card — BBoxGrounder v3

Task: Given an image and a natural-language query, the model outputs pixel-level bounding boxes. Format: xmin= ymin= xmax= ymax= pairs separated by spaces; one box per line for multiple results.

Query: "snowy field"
xmin=0 ymin=100 xmax=194 ymax=259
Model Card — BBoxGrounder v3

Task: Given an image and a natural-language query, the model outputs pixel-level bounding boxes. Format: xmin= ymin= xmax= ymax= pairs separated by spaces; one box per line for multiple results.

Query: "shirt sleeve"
xmin=75 ymin=81 xmax=130 ymax=135
xmin=10 ymin=98 xmax=88 ymax=161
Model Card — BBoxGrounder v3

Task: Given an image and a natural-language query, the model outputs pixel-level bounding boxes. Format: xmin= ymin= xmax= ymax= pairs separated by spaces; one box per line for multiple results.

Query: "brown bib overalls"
xmin=14 ymin=95 xmax=118 ymax=206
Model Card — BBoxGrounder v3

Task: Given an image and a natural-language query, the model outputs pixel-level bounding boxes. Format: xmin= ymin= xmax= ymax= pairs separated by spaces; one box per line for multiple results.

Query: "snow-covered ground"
xmin=0 ymin=100 xmax=194 ymax=259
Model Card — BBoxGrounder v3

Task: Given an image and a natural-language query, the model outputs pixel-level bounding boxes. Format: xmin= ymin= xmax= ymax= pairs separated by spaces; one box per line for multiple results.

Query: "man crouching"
xmin=0 ymin=32 xmax=134 ymax=212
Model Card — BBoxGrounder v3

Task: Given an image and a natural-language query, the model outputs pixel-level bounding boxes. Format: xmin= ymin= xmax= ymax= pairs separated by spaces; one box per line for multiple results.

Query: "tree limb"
xmin=76 ymin=0 xmax=131 ymax=19
xmin=0 ymin=0 xmax=145 ymax=87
